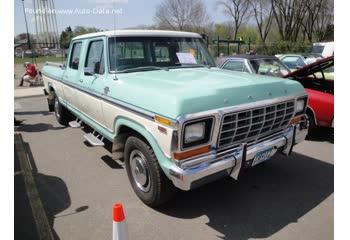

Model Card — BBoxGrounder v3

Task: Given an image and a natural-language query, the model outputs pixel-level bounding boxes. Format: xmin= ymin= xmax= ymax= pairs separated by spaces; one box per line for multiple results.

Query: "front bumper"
xmin=169 ymin=119 xmax=308 ymax=191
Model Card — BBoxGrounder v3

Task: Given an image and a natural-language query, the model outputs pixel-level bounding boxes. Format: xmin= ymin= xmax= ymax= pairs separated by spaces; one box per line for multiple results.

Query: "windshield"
xmin=250 ymin=59 xmax=290 ymax=77
xmin=312 ymin=45 xmax=325 ymax=54
xmin=108 ymin=37 xmax=215 ymax=72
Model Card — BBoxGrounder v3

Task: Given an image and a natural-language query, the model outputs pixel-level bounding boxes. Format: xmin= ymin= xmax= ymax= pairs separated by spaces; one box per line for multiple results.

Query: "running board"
xmin=84 ymin=132 xmax=105 ymax=146
xmin=69 ymin=118 xmax=82 ymax=128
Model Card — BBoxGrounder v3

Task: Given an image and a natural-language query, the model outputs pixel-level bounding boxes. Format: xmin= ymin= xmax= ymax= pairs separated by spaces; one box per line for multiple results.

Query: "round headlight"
xmin=296 ymin=99 xmax=305 ymax=113
xmin=184 ymin=122 xmax=206 ymax=144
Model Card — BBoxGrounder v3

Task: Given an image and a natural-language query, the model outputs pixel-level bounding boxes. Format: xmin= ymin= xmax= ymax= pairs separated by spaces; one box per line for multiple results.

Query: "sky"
xmin=14 ymin=0 xmax=228 ymax=36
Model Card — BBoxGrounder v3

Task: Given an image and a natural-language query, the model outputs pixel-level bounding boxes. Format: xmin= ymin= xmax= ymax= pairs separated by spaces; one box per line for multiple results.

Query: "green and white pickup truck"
xmin=43 ymin=30 xmax=309 ymax=207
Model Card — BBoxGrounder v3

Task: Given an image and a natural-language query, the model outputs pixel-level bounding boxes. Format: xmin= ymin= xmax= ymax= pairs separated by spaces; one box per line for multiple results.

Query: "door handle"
xmin=79 ymin=79 xmax=84 ymax=83
xmin=64 ymin=75 xmax=68 ymax=79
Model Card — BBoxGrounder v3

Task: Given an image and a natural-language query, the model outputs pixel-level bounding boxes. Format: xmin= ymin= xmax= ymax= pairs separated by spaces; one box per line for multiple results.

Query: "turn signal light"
xmin=289 ymin=117 xmax=301 ymax=125
xmin=173 ymin=145 xmax=211 ymax=161
xmin=155 ymin=116 xmax=175 ymax=127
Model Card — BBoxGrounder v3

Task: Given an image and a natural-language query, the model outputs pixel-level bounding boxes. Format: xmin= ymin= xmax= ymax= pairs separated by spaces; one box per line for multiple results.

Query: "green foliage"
xmin=237 ymin=27 xmax=259 ymax=44
xmin=254 ymin=41 xmax=312 ymax=55
xmin=59 ymin=26 xmax=102 ymax=49
xmin=73 ymin=26 xmax=102 ymax=36
xmin=214 ymin=24 xmax=232 ymax=39
xmin=60 ymin=26 xmax=73 ymax=49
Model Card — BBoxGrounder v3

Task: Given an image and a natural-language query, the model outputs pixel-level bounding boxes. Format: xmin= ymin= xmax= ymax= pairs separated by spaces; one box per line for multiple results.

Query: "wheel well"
xmin=306 ymin=107 xmax=317 ymax=126
xmin=112 ymin=125 xmax=150 ymax=161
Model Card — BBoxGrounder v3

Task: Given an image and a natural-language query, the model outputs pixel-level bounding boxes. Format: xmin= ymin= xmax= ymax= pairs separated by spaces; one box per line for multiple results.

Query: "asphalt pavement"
xmin=14 ymin=96 xmax=334 ymax=240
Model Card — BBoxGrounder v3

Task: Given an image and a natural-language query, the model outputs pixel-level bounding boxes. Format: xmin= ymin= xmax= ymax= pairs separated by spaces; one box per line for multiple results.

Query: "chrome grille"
xmin=218 ymin=100 xmax=295 ymax=148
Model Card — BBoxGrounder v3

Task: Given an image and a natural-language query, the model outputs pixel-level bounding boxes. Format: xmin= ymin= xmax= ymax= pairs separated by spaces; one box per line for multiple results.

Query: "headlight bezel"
xmin=295 ymin=96 xmax=308 ymax=116
xmin=181 ymin=117 xmax=214 ymax=150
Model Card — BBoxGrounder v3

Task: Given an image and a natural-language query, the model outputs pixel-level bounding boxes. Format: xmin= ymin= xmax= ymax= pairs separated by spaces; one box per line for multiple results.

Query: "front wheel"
xmin=124 ymin=136 xmax=176 ymax=207
xmin=305 ymin=111 xmax=316 ymax=137
xmin=54 ymin=96 xmax=74 ymax=125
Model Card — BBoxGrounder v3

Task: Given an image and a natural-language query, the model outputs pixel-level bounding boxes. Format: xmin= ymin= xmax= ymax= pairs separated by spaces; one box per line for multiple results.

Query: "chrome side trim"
xmin=45 ymin=61 xmax=66 ymax=69
xmin=307 ymin=106 xmax=318 ymax=126
xmin=43 ymin=73 xmax=156 ymax=121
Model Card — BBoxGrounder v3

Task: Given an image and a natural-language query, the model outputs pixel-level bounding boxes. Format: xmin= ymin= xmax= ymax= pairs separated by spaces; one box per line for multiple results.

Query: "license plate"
xmin=252 ymin=147 xmax=274 ymax=166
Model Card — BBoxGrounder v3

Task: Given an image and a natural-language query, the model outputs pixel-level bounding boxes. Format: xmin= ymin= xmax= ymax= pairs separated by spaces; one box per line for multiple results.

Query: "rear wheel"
xmin=124 ymin=135 xmax=176 ymax=207
xmin=54 ymin=96 xmax=74 ymax=125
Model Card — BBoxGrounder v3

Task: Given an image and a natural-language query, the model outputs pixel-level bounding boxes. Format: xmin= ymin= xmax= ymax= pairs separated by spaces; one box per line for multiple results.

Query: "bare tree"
xmin=154 ymin=0 xmax=210 ymax=31
xmin=250 ymin=0 xmax=274 ymax=44
xmin=300 ymin=0 xmax=325 ymax=42
xmin=271 ymin=0 xmax=309 ymax=41
xmin=314 ymin=0 xmax=334 ymax=41
xmin=217 ymin=0 xmax=250 ymax=40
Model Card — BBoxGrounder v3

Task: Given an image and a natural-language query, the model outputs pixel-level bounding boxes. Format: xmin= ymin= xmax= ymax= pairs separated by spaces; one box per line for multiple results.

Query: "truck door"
xmin=62 ymin=41 xmax=83 ymax=110
xmin=78 ymin=38 xmax=107 ymax=126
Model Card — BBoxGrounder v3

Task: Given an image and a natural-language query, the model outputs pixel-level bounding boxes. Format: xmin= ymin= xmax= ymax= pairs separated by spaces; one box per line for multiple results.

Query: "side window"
xmin=69 ymin=42 xmax=82 ymax=70
xmin=223 ymin=61 xmax=248 ymax=72
xmin=281 ymin=56 xmax=306 ymax=69
xmin=85 ymin=40 xmax=105 ymax=74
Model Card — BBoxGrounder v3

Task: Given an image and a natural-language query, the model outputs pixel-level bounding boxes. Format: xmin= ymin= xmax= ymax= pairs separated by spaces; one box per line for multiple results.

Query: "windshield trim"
xmin=106 ymin=35 xmax=214 ymax=74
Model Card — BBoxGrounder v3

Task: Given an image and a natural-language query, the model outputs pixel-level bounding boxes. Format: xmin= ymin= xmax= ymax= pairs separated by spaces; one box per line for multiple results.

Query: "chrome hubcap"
xmin=130 ymin=150 xmax=151 ymax=192
xmin=54 ymin=98 xmax=60 ymax=118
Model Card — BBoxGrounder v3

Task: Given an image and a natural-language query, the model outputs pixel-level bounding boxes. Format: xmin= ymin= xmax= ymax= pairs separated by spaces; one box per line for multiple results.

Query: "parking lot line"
xmin=15 ymin=133 xmax=54 ymax=240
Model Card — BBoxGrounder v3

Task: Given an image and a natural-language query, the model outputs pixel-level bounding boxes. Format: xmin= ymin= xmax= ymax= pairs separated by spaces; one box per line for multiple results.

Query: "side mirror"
xmin=84 ymin=67 xmax=95 ymax=76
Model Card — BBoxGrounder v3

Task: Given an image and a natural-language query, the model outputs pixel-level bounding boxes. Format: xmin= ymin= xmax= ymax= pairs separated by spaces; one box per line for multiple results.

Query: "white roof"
xmin=72 ymin=30 xmax=202 ymax=40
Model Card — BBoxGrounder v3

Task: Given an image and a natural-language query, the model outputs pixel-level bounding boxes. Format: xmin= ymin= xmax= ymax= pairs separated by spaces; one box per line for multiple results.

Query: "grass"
xmin=14 ymin=56 xmax=66 ymax=65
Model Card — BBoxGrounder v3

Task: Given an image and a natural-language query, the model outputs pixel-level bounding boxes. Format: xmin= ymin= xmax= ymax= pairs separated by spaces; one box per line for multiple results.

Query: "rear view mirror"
xmin=84 ymin=67 xmax=95 ymax=76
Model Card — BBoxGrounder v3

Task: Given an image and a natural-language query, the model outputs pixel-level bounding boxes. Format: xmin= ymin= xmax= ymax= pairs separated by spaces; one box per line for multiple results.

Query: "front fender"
xmin=114 ymin=117 xmax=176 ymax=178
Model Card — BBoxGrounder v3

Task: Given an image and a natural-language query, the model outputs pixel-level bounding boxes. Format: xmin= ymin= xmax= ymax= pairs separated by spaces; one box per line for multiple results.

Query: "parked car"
xmin=312 ymin=42 xmax=334 ymax=58
xmin=277 ymin=53 xmax=334 ymax=80
xmin=218 ymin=54 xmax=334 ymax=135
xmin=24 ymin=50 xmax=39 ymax=58
xmin=278 ymin=54 xmax=323 ymax=71
xmin=216 ymin=54 xmax=291 ymax=77
xmin=43 ymin=30 xmax=308 ymax=207
xmin=283 ymin=56 xmax=334 ymax=133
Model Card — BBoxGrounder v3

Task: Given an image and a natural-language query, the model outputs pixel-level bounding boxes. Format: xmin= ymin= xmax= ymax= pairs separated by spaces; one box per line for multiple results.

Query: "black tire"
xmin=54 ymin=95 xmax=74 ymax=125
xmin=306 ymin=110 xmax=316 ymax=137
xmin=124 ymin=135 xmax=176 ymax=207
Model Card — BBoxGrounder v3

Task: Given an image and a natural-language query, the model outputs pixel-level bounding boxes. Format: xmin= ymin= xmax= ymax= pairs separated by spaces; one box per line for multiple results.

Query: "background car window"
xmin=281 ymin=56 xmax=306 ymax=69
xmin=69 ymin=42 xmax=82 ymax=70
xmin=223 ymin=61 xmax=248 ymax=72
xmin=251 ymin=59 xmax=290 ymax=77
xmin=85 ymin=41 xmax=104 ymax=74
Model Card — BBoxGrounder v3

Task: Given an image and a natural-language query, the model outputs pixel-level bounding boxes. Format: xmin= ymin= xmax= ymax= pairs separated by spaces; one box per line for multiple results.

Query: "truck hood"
xmin=109 ymin=67 xmax=306 ymax=120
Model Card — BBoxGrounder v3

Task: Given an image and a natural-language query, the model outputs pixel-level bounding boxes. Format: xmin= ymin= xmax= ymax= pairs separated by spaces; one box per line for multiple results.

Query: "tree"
xmin=271 ymin=0 xmax=308 ymax=41
xmin=250 ymin=0 xmax=274 ymax=44
xmin=73 ymin=26 xmax=102 ymax=36
xmin=154 ymin=0 xmax=210 ymax=31
xmin=214 ymin=22 xmax=235 ymax=39
xmin=300 ymin=0 xmax=325 ymax=42
xmin=60 ymin=26 xmax=73 ymax=49
xmin=217 ymin=0 xmax=250 ymax=40
xmin=314 ymin=0 xmax=334 ymax=41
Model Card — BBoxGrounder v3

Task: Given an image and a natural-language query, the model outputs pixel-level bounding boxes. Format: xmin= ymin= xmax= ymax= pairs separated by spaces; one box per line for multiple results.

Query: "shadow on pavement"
xmin=306 ymin=127 xmax=334 ymax=144
xmin=15 ymin=123 xmax=66 ymax=133
xmin=158 ymin=153 xmax=333 ymax=240
xmin=15 ymin=136 xmax=77 ymax=240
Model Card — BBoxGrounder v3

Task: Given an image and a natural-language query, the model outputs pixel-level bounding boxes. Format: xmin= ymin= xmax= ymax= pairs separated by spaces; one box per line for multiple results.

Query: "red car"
xmin=283 ymin=56 xmax=334 ymax=133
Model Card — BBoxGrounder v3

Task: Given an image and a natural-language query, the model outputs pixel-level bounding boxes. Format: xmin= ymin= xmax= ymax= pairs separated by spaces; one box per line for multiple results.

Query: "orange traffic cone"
xmin=113 ymin=203 xmax=129 ymax=240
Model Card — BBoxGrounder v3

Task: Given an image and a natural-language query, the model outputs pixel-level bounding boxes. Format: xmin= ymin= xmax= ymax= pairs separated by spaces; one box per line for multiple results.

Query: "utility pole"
xmin=21 ymin=0 xmax=33 ymax=62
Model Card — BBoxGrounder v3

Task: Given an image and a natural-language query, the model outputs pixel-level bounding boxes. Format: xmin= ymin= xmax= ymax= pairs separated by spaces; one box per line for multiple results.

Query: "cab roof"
xmin=72 ymin=30 xmax=202 ymax=40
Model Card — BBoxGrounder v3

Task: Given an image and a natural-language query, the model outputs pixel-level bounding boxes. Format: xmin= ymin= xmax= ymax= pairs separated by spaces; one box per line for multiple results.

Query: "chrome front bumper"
xmin=169 ymin=120 xmax=308 ymax=191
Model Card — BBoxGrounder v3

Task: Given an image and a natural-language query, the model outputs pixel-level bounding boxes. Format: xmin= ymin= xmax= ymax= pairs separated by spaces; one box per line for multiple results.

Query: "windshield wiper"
xmin=171 ymin=63 xmax=212 ymax=69
xmin=117 ymin=66 xmax=169 ymax=73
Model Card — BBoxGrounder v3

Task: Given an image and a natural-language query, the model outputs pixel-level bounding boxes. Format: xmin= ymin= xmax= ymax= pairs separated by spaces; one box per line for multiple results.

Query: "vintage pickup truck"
xmin=43 ymin=30 xmax=308 ymax=207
